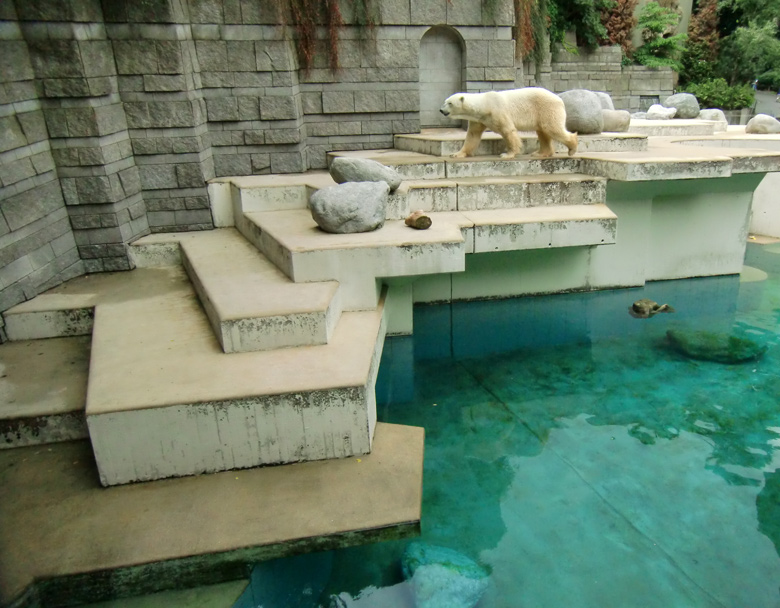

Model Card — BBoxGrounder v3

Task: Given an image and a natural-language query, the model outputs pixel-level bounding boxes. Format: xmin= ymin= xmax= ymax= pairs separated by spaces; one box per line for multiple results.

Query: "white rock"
xmin=594 ymin=91 xmax=615 ymax=110
xmin=309 ymin=181 xmax=388 ymax=234
xmin=559 ymin=89 xmax=604 ymax=134
xmin=646 ymin=104 xmax=677 ymax=120
xmin=745 ymin=114 xmax=780 ymax=134
xmin=698 ymin=108 xmax=728 ymax=133
xmin=329 ymin=157 xmax=402 ymax=193
xmin=663 ymin=93 xmax=700 ymax=119
xmin=602 ymin=109 xmax=631 ymax=132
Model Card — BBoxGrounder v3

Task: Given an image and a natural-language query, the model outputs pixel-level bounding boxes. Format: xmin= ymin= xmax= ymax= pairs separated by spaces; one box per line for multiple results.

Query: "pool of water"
xmin=231 ymin=242 xmax=780 ymax=608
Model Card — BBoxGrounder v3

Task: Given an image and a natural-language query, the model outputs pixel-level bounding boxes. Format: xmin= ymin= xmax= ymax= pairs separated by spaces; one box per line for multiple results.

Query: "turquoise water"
xmin=236 ymin=243 xmax=780 ymax=608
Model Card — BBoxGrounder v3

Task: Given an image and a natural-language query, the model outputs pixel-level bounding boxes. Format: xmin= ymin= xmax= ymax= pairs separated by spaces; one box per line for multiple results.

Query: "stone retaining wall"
xmin=0 ymin=0 xmax=675 ymax=317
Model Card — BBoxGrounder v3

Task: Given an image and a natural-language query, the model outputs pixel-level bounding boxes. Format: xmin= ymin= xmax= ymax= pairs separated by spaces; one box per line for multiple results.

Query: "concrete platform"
xmin=0 ymin=422 xmax=424 ymax=608
xmin=0 ymin=336 xmax=90 ymax=448
xmin=130 ymin=229 xmax=342 ymax=353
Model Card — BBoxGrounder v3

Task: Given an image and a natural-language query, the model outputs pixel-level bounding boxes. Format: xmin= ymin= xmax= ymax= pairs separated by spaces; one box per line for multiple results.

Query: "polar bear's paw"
xmin=499 ymin=152 xmax=517 ymax=160
xmin=451 ymin=151 xmax=468 ymax=158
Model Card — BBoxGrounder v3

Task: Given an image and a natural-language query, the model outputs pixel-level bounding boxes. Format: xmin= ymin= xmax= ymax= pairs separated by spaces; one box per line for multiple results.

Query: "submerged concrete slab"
xmin=0 ymin=336 xmax=90 ymax=448
xmin=0 ymin=422 xmax=424 ymax=608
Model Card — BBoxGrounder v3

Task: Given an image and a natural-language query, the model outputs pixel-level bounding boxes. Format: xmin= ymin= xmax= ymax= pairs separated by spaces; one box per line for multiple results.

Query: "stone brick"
xmin=301 ymin=92 xmax=322 ymax=115
xmin=30 ymin=151 xmax=55 ymax=174
xmin=75 ymin=176 xmax=115 ymax=204
xmin=114 ymin=41 xmax=158 ymax=75
xmin=119 ymin=166 xmax=142 ymax=196
xmin=0 ymin=180 xmax=64 ymax=231
xmin=322 ymin=91 xmax=355 ymax=114
xmin=0 ymin=41 xmax=35 ymax=83
xmin=27 ymin=39 xmax=84 ymax=79
xmin=0 ymin=116 xmax=27 ymax=153
xmin=466 ymin=41 xmax=489 ymax=67
xmin=65 ymin=108 xmax=99 ymax=137
xmin=447 ymin=0 xmax=481 ymax=25
xmin=385 ymin=90 xmax=419 ymax=111
xmin=129 ymin=200 xmax=146 ymax=220
xmin=175 ymin=163 xmax=206 ymax=187
xmin=259 ymin=96 xmax=298 ymax=120
xmin=264 ymin=129 xmax=300 ymax=144
xmin=0 ymin=81 xmax=37 ymax=105
xmin=104 ymin=256 xmax=131 ymax=271
xmin=355 ymin=90 xmax=386 ymax=113
xmin=43 ymin=78 xmax=92 ymax=98
xmin=488 ymin=40 xmax=515 ymax=67
xmin=196 ymin=40 xmax=228 ymax=71
xmin=226 ymin=40 xmax=256 ymax=71
xmin=156 ymin=41 xmax=184 ymax=74
xmin=243 ymin=130 xmax=265 ymax=144
xmin=185 ymin=196 xmax=209 ymax=209
xmin=147 ymin=101 xmax=199 ymax=128
xmin=79 ymin=41 xmax=116 ymax=78
xmin=337 ymin=122 xmax=362 ymax=136
xmin=139 ymin=164 xmax=178 ymax=190
xmin=271 ymin=152 xmax=305 ymax=174
xmin=251 ymin=154 xmax=270 ymax=173
xmin=83 ymin=259 xmax=103 ymax=272
xmin=171 ymin=137 xmax=203 ymax=153
xmin=271 ymin=71 xmax=296 ymax=87
xmin=370 ymin=40 xmax=418 ymax=68
xmin=411 ymin=0 xmax=446 ymax=24
xmin=70 ymin=214 xmax=102 ymax=230
xmin=131 ymin=137 xmax=158 ymax=155
xmin=213 ymin=153 xmax=251 ymax=177
xmin=126 ymin=0 xmax=178 ymax=23
xmin=143 ymin=74 xmax=186 ymax=92
xmin=88 ymin=77 xmax=115 ymax=96
xmin=307 ymin=122 xmax=339 ymax=137
xmin=174 ymin=209 xmax=212 ymax=225
xmin=237 ymin=96 xmax=260 ymax=120
xmin=361 ymin=120 xmax=393 ymax=134
xmin=0 ymin=158 xmax=36 ymax=187
xmin=189 ymin=0 xmax=224 ymax=23
xmin=52 ymin=148 xmax=81 ymax=166
xmin=200 ymin=71 xmax=235 ymax=88
xmin=379 ymin=0 xmax=411 ymax=24
xmin=206 ymin=97 xmax=240 ymax=122
xmin=233 ymin=72 xmax=273 ymax=87
xmin=256 ymin=40 xmax=295 ymax=72
xmin=485 ymin=67 xmax=515 ymax=81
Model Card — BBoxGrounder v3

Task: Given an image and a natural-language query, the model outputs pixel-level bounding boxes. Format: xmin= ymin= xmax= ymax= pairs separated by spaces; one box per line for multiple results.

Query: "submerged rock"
xmin=629 ymin=298 xmax=675 ymax=319
xmin=402 ymin=542 xmax=489 ymax=608
xmin=666 ymin=330 xmax=767 ymax=363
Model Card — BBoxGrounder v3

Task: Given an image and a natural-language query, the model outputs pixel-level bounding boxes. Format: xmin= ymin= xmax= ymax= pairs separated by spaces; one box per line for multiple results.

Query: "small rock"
xmin=666 ymin=329 xmax=767 ymax=363
xmin=594 ymin=91 xmax=615 ymax=110
xmin=646 ymin=104 xmax=677 ymax=120
xmin=559 ymin=89 xmax=604 ymax=134
xmin=631 ymin=112 xmax=648 ymax=120
xmin=405 ymin=210 xmax=432 ymax=230
xmin=602 ymin=109 xmax=631 ymax=132
xmin=629 ymin=298 xmax=674 ymax=319
xmin=698 ymin=108 xmax=728 ymax=133
xmin=662 ymin=93 xmax=700 ymax=119
xmin=402 ymin=542 xmax=489 ymax=608
xmin=329 ymin=157 xmax=402 ymax=193
xmin=746 ymin=114 xmax=780 ymax=134
xmin=309 ymin=181 xmax=388 ymax=234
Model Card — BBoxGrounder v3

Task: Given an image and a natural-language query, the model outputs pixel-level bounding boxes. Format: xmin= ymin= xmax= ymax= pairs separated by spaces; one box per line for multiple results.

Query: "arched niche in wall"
xmin=419 ymin=26 xmax=465 ymax=128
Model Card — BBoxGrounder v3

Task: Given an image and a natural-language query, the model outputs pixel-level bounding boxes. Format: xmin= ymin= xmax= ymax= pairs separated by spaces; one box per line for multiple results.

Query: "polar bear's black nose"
xmin=440 ymin=109 xmax=448 ymax=116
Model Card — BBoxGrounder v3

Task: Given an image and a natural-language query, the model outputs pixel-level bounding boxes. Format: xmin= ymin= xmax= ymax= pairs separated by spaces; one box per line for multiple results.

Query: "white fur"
xmin=440 ymin=87 xmax=578 ymax=159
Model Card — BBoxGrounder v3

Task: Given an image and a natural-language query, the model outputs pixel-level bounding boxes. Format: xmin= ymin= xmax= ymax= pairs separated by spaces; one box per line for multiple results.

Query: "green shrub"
xmin=758 ymin=69 xmax=780 ymax=91
xmin=682 ymin=78 xmax=756 ymax=109
xmin=633 ymin=2 xmax=687 ymax=71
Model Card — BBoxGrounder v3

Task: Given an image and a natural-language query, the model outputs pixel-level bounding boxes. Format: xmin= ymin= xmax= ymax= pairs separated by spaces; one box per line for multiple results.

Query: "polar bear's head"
xmin=440 ymin=93 xmax=468 ymax=118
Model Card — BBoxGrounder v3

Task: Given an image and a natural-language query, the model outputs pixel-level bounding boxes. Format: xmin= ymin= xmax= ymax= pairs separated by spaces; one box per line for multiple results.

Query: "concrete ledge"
xmin=3 ymin=296 xmax=95 ymax=341
xmin=0 ymin=422 xmax=424 ymax=607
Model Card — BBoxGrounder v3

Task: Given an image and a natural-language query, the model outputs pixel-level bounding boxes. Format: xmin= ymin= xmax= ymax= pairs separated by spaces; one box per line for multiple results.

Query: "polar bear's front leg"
xmin=452 ymin=121 xmax=486 ymax=158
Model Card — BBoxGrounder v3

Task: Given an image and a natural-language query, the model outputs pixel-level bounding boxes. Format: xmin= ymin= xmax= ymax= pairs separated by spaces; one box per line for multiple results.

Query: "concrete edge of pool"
xmin=0 ymin=423 xmax=424 ymax=608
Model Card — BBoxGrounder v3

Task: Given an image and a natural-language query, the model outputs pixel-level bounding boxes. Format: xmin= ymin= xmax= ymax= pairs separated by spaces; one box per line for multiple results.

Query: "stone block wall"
xmin=0 ymin=0 xmax=676 ymax=317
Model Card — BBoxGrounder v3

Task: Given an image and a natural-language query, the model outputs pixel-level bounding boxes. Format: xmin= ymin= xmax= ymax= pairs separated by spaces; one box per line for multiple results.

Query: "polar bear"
xmin=439 ymin=87 xmax=578 ymax=159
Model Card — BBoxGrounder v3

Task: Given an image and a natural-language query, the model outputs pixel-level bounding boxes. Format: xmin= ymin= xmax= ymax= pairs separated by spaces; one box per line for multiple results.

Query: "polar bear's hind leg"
xmin=496 ymin=121 xmax=522 ymax=159
xmin=535 ymin=131 xmax=554 ymax=157
xmin=453 ymin=121 xmax=486 ymax=158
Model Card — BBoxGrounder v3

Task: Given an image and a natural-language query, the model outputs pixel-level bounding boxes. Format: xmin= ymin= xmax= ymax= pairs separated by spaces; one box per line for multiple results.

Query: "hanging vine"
xmin=514 ymin=0 xmax=549 ymax=71
xmin=272 ymin=0 xmax=376 ymax=73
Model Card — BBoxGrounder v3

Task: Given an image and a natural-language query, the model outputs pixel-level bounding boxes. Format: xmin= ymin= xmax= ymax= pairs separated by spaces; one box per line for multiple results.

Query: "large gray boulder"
xmin=402 ymin=542 xmax=489 ymax=608
xmin=308 ymin=181 xmax=388 ymax=234
xmin=746 ymin=114 xmax=780 ymax=134
xmin=559 ymin=89 xmax=604 ymax=134
xmin=594 ymin=91 xmax=615 ymax=110
xmin=329 ymin=157 xmax=402 ymax=193
xmin=662 ymin=93 xmax=700 ymax=119
xmin=602 ymin=109 xmax=631 ymax=132
xmin=698 ymin=108 xmax=728 ymax=132
xmin=646 ymin=104 xmax=677 ymax=120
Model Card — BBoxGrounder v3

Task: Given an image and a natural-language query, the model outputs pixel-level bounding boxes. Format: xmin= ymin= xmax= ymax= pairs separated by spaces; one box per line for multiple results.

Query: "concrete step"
xmin=242 ymin=205 xmax=616 ymax=309
xmin=0 ymin=336 xmax=90 ymax=449
xmin=85 ymin=265 xmax=387 ymax=486
xmin=393 ymin=127 xmax=648 ymax=156
xmin=130 ymin=228 xmax=342 ymax=353
xmin=240 ymin=209 xmax=468 ymax=310
xmin=401 ymin=173 xmax=606 ymax=212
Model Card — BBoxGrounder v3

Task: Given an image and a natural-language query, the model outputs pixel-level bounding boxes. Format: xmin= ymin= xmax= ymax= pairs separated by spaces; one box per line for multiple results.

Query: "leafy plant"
xmin=681 ymin=77 xmax=755 ymax=109
xmin=599 ymin=0 xmax=638 ymax=57
xmin=679 ymin=0 xmax=719 ymax=85
xmin=633 ymin=1 xmax=687 ymax=70
xmin=716 ymin=21 xmax=780 ymax=86
xmin=548 ymin=0 xmax=616 ymax=50
xmin=757 ymin=68 xmax=780 ymax=90
xmin=515 ymin=0 xmax=549 ymax=67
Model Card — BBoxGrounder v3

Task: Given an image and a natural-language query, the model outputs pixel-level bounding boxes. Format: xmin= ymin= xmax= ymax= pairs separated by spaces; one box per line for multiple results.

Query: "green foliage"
xmin=548 ymin=0 xmax=616 ymax=50
xmin=719 ymin=0 xmax=780 ymax=26
xmin=716 ymin=21 xmax=780 ymax=86
xmin=681 ymin=77 xmax=755 ymax=109
xmin=757 ymin=68 xmax=780 ymax=90
xmin=633 ymin=1 xmax=687 ymax=70
xmin=679 ymin=0 xmax=719 ymax=85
